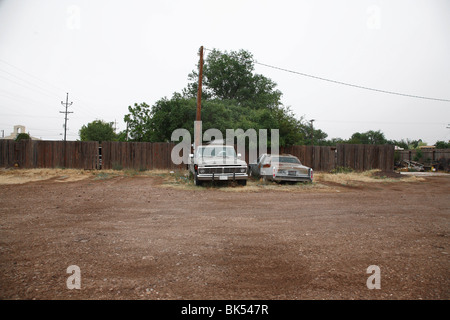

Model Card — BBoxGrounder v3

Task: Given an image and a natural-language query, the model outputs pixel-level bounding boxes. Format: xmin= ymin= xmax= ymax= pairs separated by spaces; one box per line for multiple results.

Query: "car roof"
xmin=264 ymin=154 xmax=297 ymax=158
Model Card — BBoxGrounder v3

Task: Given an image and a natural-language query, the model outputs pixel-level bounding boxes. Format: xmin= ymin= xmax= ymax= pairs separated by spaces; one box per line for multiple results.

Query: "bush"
xmin=330 ymin=166 xmax=354 ymax=174
xmin=112 ymin=162 xmax=123 ymax=171
xmin=15 ymin=133 xmax=31 ymax=141
xmin=413 ymin=149 xmax=423 ymax=162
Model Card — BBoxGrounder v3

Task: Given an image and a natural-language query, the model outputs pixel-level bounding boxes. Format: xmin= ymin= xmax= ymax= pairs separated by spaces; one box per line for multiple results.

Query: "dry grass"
xmin=158 ymin=169 xmax=425 ymax=193
xmin=0 ymin=168 xmax=183 ymax=185
xmin=314 ymin=169 xmax=424 ymax=185
xmin=0 ymin=168 xmax=425 ymax=190
xmin=0 ymin=168 xmax=92 ymax=185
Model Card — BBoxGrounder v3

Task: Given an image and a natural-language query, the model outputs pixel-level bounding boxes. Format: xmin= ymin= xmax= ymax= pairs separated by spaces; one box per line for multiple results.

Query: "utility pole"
xmin=310 ymin=119 xmax=315 ymax=170
xmin=194 ymin=46 xmax=204 ymax=151
xmin=60 ymin=93 xmax=73 ymax=168
xmin=60 ymin=93 xmax=73 ymax=142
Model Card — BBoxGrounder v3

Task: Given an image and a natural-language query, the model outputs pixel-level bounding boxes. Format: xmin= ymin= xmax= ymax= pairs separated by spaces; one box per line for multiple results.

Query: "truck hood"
xmin=197 ymin=157 xmax=247 ymax=167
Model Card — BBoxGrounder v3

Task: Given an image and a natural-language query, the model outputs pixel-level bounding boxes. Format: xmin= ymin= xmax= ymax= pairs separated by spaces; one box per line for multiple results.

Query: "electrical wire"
xmin=255 ymin=61 xmax=450 ymax=102
xmin=204 ymin=47 xmax=450 ymax=102
xmin=0 ymin=58 xmax=107 ymax=120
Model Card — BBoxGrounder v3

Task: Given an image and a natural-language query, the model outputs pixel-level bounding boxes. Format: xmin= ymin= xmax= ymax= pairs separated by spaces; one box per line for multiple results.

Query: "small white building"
xmin=1 ymin=125 xmax=40 ymax=140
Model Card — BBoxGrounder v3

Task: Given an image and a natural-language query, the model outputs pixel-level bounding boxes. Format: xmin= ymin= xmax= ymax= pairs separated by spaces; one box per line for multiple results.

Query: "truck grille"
xmin=202 ymin=167 xmax=243 ymax=174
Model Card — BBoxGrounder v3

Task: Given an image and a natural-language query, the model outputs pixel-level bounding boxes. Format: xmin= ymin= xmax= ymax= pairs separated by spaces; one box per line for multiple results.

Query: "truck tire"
xmin=238 ymin=179 xmax=247 ymax=186
xmin=194 ymin=172 xmax=202 ymax=186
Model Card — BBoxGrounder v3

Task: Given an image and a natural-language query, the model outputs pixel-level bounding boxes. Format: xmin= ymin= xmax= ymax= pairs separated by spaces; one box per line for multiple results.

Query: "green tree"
xmin=348 ymin=130 xmax=387 ymax=145
xmin=407 ymin=139 xmax=423 ymax=150
xmin=435 ymin=140 xmax=450 ymax=149
xmin=123 ymin=103 xmax=152 ymax=142
xmin=387 ymin=138 xmax=425 ymax=150
xmin=124 ymin=49 xmax=308 ymax=146
xmin=116 ymin=130 xmax=129 ymax=142
xmin=184 ymin=49 xmax=282 ymax=109
xmin=388 ymin=139 xmax=409 ymax=150
xmin=15 ymin=133 xmax=31 ymax=141
xmin=413 ymin=149 xmax=423 ymax=161
xmin=79 ymin=120 xmax=117 ymax=142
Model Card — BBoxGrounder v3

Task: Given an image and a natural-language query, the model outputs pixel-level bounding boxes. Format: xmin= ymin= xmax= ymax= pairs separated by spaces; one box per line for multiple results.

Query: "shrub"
xmin=112 ymin=162 xmax=123 ymax=171
xmin=413 ymin=149 xmax=423 ymax=162
xmin=330 ymin=166 xmax=354 ymax=174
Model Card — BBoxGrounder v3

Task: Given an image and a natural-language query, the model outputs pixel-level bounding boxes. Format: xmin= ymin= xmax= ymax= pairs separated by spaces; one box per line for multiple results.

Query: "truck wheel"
xmin=194 ymin=172 xmax=202 ymax=186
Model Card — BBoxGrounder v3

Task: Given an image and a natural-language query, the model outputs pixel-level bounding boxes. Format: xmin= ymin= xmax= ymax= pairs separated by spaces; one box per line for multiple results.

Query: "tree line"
xmin=78 ymin=49 xmax=449 ymax=150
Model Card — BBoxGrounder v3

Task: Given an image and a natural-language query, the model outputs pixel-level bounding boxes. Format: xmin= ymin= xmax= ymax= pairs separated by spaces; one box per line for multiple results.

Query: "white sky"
xmin=0 ymin=0 xmax=449 ymax=144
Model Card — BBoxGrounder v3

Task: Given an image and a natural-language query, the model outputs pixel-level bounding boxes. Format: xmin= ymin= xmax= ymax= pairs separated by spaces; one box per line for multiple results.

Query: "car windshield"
xmin=197 ymin=146 xmax=236 ymax=158
xmin=268 ymin=156 xmax=301 ymax=164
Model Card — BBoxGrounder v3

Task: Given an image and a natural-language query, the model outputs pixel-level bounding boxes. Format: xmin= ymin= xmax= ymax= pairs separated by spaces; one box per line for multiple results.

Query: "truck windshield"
xmin=197 ymin=146 xmax=236 ymax=158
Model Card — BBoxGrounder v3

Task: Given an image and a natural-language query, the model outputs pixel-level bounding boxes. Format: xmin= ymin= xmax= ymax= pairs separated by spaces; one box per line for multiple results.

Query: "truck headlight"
xmin=240 ymin=168 xmax=246 ymax=173
xmin=199 ymin=168 xmax=206 ymax=174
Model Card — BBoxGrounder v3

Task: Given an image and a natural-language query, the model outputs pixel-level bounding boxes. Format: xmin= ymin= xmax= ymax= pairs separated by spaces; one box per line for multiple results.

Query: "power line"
xmin=316 ymin=119 xmax=447 ymax=125
xmin=0 ymin=74 xmax=59 ymax=100
xmin=203 ymin=48 xmax=450 ymax=102
xmin=0 ymin=58 xmax=105 ymax=120
xmin=254 ymin=61 xmax=450 ymax=102
xmin=0 ymin=58 xmax=66 ymax=94
xmin=0 ymin=67 xmax=62 ymax=99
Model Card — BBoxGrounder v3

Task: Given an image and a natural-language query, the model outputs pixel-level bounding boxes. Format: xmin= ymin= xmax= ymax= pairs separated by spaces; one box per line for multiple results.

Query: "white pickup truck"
xmin=189 ymin=145 xmax=248 ymax=186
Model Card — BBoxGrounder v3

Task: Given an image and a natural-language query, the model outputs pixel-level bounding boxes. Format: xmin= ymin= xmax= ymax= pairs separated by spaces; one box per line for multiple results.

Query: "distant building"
xmin=0 ymin=125 xmax=41 ymax=140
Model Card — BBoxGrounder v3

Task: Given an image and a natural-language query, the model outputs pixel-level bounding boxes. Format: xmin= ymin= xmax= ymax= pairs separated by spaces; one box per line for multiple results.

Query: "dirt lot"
xmin=0 ymin=169 xmax=448 ymax=300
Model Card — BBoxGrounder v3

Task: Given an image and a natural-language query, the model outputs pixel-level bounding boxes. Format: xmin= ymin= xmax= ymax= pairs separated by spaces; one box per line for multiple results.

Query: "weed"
xmin=112 ymin=162 xmax=123 ymax=171
xmin=330 ymin=166 xmax=354 ymax=174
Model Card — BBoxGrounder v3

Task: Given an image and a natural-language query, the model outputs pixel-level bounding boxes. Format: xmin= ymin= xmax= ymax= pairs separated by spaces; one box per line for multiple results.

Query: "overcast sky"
xmin=0 ymin=0 xmax=449 ymax=144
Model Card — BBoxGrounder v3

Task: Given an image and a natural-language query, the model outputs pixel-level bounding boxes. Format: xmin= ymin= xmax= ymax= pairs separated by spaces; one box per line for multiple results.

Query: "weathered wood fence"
xmin=0 ymin=140 xmax=100 ymax=169
xmin=101 ymin=141 xmax=179 ymax=170
xmin=0 ymin=140 xmax=395 ymax=172
xmin=396 ymin=149 xmax=450 ymax=163
xmin=279 ymin=144 xmax=394 ymax=172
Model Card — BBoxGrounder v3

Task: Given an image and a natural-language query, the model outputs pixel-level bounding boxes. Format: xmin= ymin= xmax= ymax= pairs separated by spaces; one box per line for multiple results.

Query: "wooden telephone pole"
xmin=60 ymin=93 xmax=73 ymax=142
xmin=194 ymin=46 xmax=204 ymax=150
xmin=196 ymin=46 xmax=204 ymax=121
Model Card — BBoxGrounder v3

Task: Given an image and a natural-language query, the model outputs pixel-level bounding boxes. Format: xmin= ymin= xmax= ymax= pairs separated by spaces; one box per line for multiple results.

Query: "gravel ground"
xmin=0 ymin=172 xmax=448 ymax=300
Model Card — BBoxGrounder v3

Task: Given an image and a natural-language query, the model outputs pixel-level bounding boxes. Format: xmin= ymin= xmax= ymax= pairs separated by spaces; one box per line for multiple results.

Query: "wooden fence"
xmin=278 ymin=144 xmax=394 ymax=172
xmin=0 ymin=140 xmax=99 ymax=169
xmin=0 ymin=140 xmax=395 ymax=172
xmin=280 ymin=145 xmax=337 ymax=172
xmin=396 ymin=149 xmax=450 ymax=163
xmin=101 ymin=141 xmax=180 ymax=170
